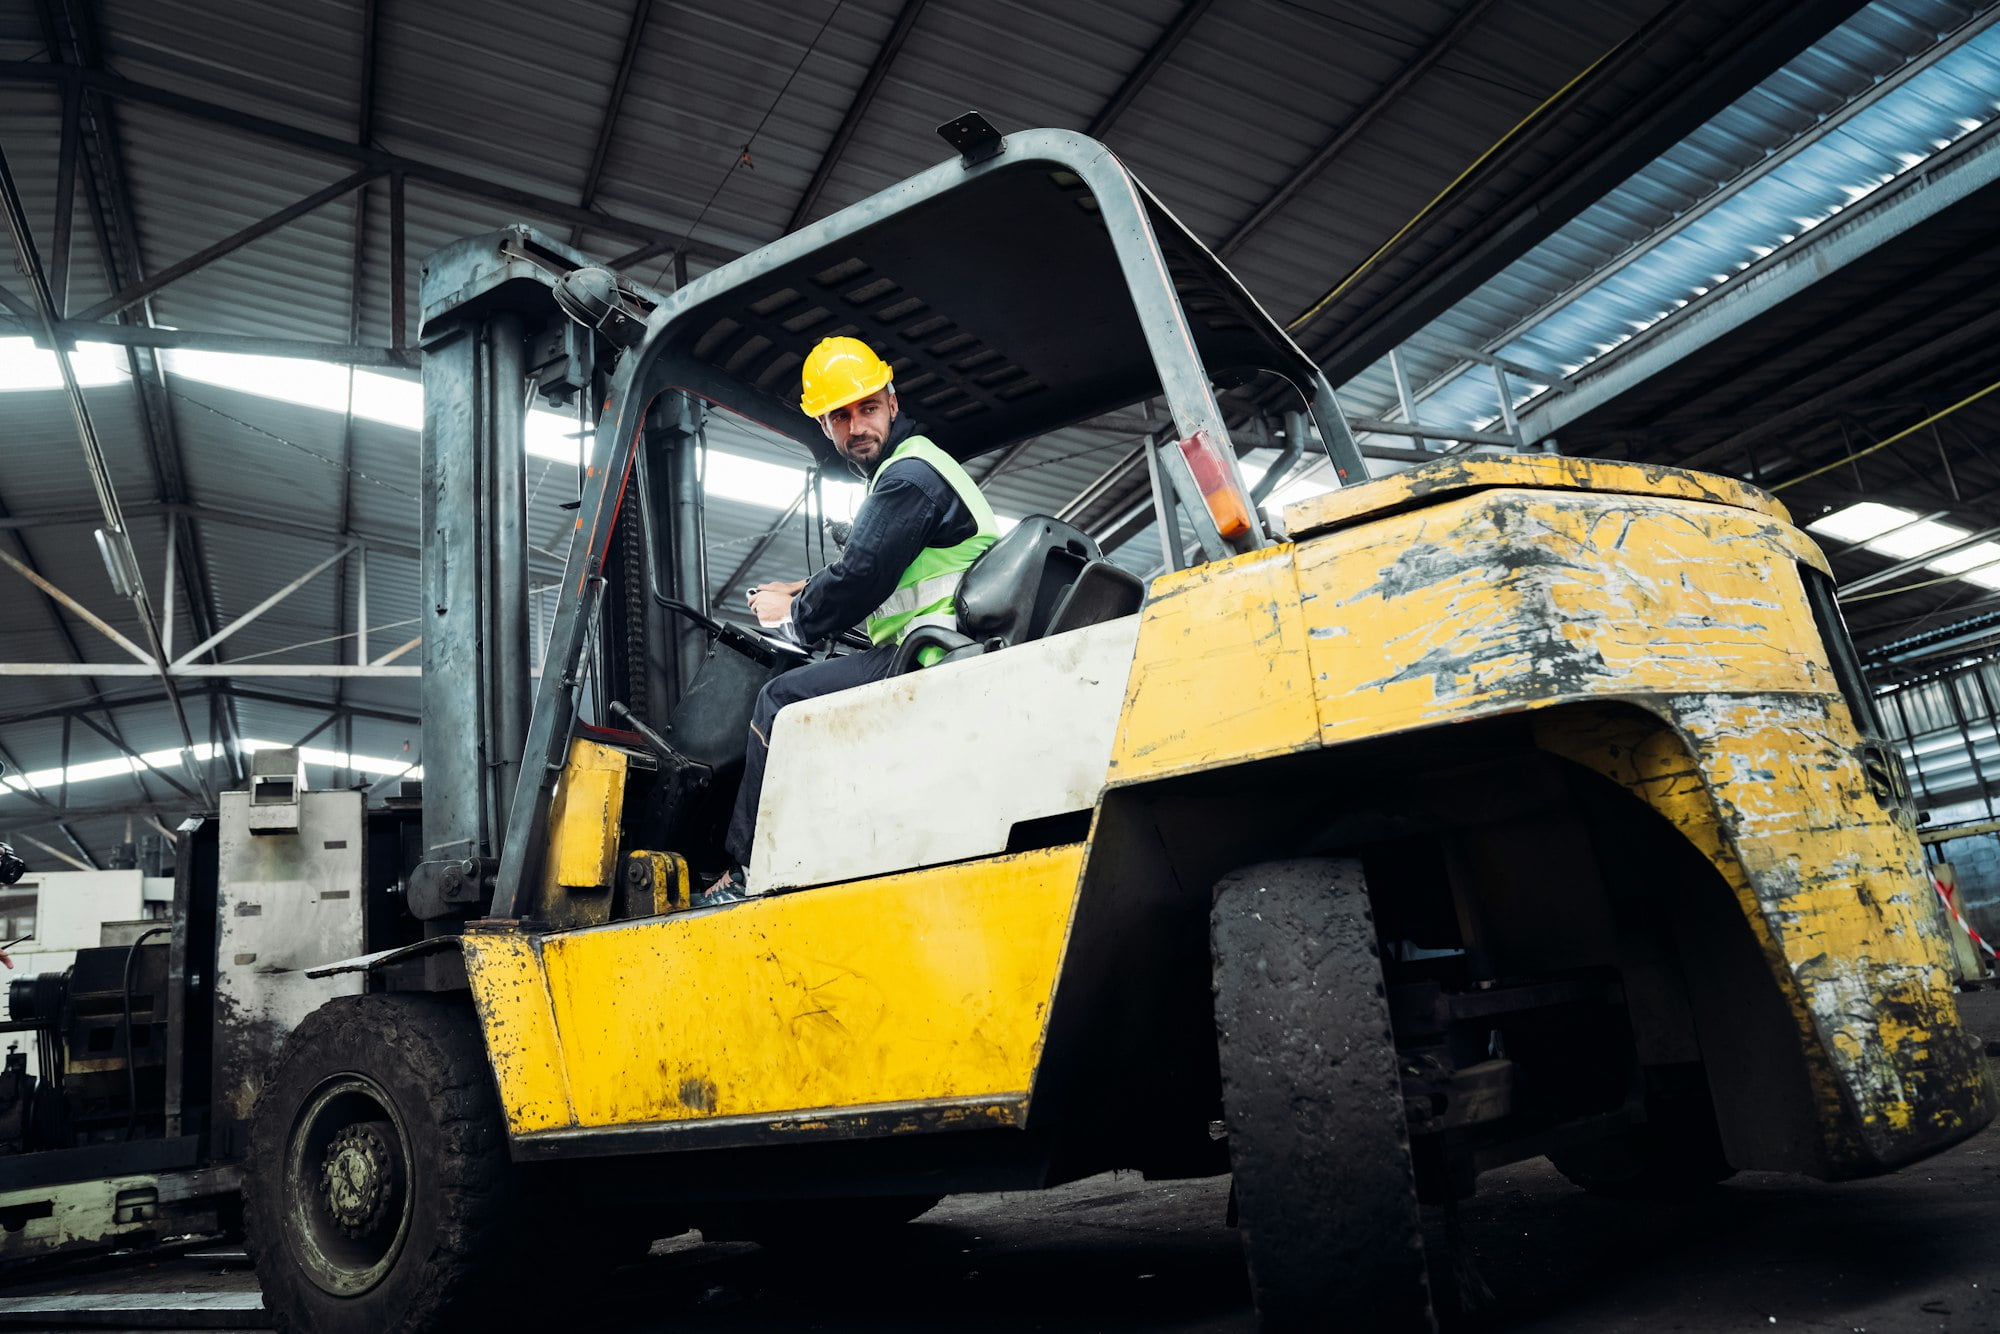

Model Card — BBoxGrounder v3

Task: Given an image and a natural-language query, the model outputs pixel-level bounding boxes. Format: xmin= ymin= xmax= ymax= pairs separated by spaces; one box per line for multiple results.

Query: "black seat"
xmin=889 ymin=515 xmax=1146 ymax=674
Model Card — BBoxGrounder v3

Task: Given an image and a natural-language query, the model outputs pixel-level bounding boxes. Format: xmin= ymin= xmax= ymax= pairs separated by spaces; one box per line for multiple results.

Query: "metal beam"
xmin=1675 ymin=304 xmax=2000 ymax=473
xmin=1403 ymin=4 xmax=2000 ymax=419
xmin=171 ymin=545 xmax=356 ymax=667
xmin=786 ymin=0 xmax=926 ymax=232
xmin=2 ymin=798 xmax=209 ymax=827
xmin=1839 ymin=525 xmax=2000 ymax=599
xmin=0 ymin=500 xmax=427 ymax=563
xmin=9 ymin=833 xmax=94 ymax=873
xmin=1352 ymin=417 xmax=1517 ymax=448
xmin=50 ymin=80 xmax=79 ymax=313
xmin=0 ymin=549 xmax=154 ymax=663
xmin=1309 ymin=0 xmax=1869 ymax=387
xmin=0 ymin=664 xmax=421 ymax=678
xmin=1087 ymin=0 xmax=1210 ymax=139
xmin=42 ymin=0 xmax=247 ymax=786
xmin=1218 ymin=0 xmax=1499 ymax=258
xmin=712 ymin=484 xmax=810 ymax=605
xmin=72 ymin=168 xmax=380 ymax=322
xmin=1517 ymin=119 xmax=2000 ymax=446
xmin=0 ymin=316 xmax=414 ymax=365
xmin=0 ymin=61 xmax=742 ymax=269
xmin=573 ymin=0 xmax=654 ymax=244
xmin=70 ymin=712 xmax=199 ymax=805
xmin=223 ymin=686 xmax=418 ymax=727
xmin=0 ymin=135 xmax=209 ymax=801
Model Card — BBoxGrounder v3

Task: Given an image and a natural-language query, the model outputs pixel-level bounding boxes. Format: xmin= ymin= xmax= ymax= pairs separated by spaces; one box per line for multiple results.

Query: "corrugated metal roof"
xmin=1373 ymin=0 xmax=2000 ymax=440
xmin=4 ymin=0 xmax=1962 ymax=863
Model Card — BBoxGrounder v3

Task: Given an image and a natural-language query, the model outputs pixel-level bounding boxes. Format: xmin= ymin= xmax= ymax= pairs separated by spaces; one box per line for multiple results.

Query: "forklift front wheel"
xmin=1212 ymin=858 xmax=1436 ymax=1333
xmin=245 ymin=993 xmax=514 ymax=1334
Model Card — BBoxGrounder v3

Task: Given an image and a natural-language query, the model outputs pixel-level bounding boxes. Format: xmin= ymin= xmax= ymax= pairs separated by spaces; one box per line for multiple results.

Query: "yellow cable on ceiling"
xmin=1286 ymin=38 xmax=1628 ymax=338
xmin=1773 ymin=376 xmax=2000 ymax=493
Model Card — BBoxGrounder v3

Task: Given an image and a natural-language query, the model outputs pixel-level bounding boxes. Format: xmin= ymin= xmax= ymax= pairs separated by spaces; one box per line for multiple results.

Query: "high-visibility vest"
xmin=863 ymin=435 xmax=998 ymax=648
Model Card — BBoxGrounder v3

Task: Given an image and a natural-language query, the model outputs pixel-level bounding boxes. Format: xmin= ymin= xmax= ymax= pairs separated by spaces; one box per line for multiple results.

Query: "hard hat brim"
xmin=800 ymin=362 xmax=894 ymax=419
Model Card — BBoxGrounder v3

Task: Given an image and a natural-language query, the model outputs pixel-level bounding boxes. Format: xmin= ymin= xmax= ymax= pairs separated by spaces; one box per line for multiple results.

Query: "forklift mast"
xmin=403 ymin=231 xmax=698 ymax=950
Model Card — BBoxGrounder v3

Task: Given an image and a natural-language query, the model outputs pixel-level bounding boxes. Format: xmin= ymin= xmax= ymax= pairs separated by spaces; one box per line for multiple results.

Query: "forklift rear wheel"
xmin=245 ymin=993 xmax=514 ymax=1334
xmin=1212 ymin=858 xmax=1436 ymax=1333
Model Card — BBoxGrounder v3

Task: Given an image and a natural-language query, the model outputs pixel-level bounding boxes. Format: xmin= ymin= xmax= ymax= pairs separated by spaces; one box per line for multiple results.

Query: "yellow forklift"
xmin=244 ymin=116 xmax=1994 ymax=1332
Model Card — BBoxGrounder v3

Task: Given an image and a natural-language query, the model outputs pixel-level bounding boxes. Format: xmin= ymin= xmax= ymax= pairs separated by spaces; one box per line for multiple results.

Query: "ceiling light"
xmin=1806 ymin=501 xmax=1915 ymax=544
xmin=1923 ymin=542 xmax=2000 ymax=575
xmin=1866 ymin=518 xmax=1970 ymax=560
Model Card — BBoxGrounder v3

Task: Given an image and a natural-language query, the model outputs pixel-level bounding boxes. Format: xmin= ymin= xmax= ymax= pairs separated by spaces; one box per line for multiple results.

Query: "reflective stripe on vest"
xmin=864 ymin=435 xmax=999 ymax=647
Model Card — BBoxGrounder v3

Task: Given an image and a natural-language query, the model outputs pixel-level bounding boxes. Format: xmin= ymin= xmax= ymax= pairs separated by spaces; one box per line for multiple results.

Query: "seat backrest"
xmin=1043 ymin=560 xmax=1146 ymax=638
xmin=955 ymin=515 xmax=1101 ymax=647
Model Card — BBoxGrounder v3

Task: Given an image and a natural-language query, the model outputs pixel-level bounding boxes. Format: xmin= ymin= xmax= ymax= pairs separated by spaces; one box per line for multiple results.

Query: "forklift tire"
xmin=244 ymin=993 xmax=515 ymax=1334
xmin=1212 ymin=858 xmax=1435 ymax=1334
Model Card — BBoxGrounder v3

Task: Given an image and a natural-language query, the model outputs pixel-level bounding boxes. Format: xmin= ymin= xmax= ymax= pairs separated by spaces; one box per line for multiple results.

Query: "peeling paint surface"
xmin=1108 ymin=545 xmax=1320 ymax=784
xmin=464 ymin=846 xmax=1083 ymax=1135
xmin=1297 ymin=489 xmax=1832 ymax=743
xmin=1110 ymin=472 xmax=1989 ymax=1170
xmin=1537 ymin=699 xmax=1995 ymax=1171
xmin=1283 ymin=454 xmax=1790 ymax=540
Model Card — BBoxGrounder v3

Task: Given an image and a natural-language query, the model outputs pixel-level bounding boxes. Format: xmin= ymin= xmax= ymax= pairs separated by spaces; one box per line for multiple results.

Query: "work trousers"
xmin=723 ymin=642 xmax=899 ymax=869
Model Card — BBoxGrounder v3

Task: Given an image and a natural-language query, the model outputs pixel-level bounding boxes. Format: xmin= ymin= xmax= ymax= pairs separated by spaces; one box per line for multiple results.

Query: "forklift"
xmin=241 ymin=117 xmax=1995 ymax=1332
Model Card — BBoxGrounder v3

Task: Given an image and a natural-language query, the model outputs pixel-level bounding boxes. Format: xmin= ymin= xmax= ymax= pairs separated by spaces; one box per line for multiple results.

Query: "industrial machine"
xmin=0 ymin=749 xmax=419 ymax=1261
xmin=123 ymin=117 xmax=2000 ymax=1331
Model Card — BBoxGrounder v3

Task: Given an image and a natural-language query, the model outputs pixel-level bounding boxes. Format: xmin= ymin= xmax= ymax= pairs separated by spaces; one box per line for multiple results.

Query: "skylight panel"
xmin=0 ymin=739 xmax=424 ymax=801
xmin=1866 ymin=518 xmax=1970 ymax=560
xmin=1922 ymin=542 xmax=2000 ymax=575
xmin=0 ymin=337 xmax=131 ymax=390
xmin=1806 ymin=501 xmax=1916 ymax=544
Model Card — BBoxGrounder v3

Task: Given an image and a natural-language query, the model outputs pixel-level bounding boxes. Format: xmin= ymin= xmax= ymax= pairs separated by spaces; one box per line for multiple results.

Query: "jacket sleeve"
xmin=789 ymin=459 xmax=974 ymax=642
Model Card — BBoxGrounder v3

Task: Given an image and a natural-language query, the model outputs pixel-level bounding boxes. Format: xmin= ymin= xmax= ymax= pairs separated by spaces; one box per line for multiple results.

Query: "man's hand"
xmin=748 ymin=579 xmax=807 ymax=627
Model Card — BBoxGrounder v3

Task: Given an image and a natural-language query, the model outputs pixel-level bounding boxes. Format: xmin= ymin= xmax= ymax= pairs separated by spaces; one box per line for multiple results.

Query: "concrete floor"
xmin=4 ymin=989 xmax=1997 ymax=1332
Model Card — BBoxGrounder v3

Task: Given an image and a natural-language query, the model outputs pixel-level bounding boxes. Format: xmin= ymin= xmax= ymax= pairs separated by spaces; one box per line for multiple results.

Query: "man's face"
xmin=821 ymin=387 xmax=898 ymax=470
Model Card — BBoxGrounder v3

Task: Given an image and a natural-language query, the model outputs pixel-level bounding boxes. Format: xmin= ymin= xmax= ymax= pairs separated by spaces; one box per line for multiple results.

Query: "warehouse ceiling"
xmin=3 ymin=0 xmax=1997 ymax=864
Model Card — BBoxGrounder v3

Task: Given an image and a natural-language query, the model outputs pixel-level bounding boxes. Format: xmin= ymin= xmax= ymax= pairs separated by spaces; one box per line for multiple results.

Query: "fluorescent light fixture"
xmin=1809 ymin=503 xmax=2000 ymax=598
xmin=1866 ymin=518 xmax=1971 ymax=560
xmin=155 ymin=349 xmax=1008 ymax=529
xmin=0 ymin=337 xmax=131 ymax=391
xmin=1921 ymin=542 xmax=2000 ymax=575
xmin=1806 ymin=501 xmax=1914 ymax=544
xmin=1 ymin=738 xmax=422 ymax=802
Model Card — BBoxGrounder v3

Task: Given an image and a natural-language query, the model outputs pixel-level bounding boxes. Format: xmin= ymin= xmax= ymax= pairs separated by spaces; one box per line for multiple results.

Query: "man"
xmin=705 ymin=336 xmax=999 ymax=901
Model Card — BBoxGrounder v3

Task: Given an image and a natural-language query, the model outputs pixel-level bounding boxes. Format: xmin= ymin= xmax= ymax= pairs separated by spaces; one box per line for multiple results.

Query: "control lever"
xmin=608 ymin=701 xmax=677 ymax=766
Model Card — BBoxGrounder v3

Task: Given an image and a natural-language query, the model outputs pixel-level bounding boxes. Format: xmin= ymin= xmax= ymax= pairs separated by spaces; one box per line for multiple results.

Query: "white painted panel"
xmin=749 ymin=616 xmax=1140 ymax=892
xmin=1 ymin=871 xmax=151 ymax=1072
xmin=212 ymin=790 xmax=365 ymax=1151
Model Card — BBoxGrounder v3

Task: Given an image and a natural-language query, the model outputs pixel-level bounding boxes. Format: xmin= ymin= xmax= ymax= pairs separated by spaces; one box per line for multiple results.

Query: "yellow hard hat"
xmin=800 ymin=336 xmax=893 ymax=418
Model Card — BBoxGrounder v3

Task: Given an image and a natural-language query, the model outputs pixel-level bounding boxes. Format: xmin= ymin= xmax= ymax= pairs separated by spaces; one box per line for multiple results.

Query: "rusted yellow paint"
xmin=461 ymin=931 xmax=573 ymax=1133
xmin=1108 ymin=545 xmax=1320 ymax=784
xmin=550 ymin=739 xmax=627 ymax=889
xmin=1534 ymin=698 xmax=1989 ymax=1161
xmin=530 ymin=738 xmax=629 ymax=929
xmin=464 ymin=845 xmax=1084 ymax=1135
xmin=1295 ymin=490 xmax=1832 ymax=744
xmin=1283 ymin=453 xmax=1791 ymax=539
